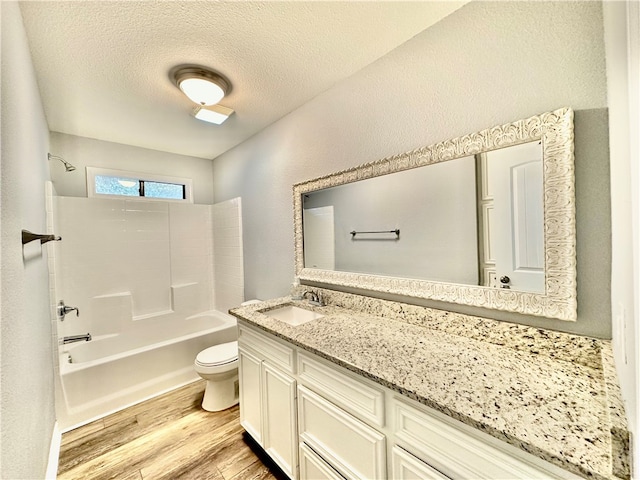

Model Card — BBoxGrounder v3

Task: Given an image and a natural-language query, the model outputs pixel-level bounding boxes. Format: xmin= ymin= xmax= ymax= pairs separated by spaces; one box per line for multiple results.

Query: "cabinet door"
xmin=298 ymin=386 xmax=386 ymax=480
xmin=300 ymin=442 xmax=345 ymax=480
xmin=238 ymin=347 xmax=263 ymax=444
xmin=392 ymin=446 xmax=450 ymax=480
xmin=263 ymin=362 xmax=298 ymax=479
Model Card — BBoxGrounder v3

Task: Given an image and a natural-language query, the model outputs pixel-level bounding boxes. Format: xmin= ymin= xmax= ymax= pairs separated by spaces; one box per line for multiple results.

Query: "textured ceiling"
xmin=20 ymin=1 xmax=466 ymax=160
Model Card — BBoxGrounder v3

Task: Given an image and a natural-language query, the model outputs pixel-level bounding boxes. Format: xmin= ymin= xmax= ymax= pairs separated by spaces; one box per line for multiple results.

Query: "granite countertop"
xmin=229 ymin=289 xmax=630 ymax=480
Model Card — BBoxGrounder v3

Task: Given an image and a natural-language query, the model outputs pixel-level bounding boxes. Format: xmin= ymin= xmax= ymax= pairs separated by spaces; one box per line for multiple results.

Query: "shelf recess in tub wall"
xmin=229 ymin=290 xmax=631 ymax=480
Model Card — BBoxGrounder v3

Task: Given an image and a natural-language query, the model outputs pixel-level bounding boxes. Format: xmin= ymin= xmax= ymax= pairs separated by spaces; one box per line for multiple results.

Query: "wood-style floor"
xmin=57 ymin=380 xmax=281 ymax=480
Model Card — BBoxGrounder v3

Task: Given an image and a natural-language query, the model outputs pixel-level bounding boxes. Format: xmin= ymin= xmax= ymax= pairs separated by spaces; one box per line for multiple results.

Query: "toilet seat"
xmin=195 ymin=341 xmax=238 ymax=367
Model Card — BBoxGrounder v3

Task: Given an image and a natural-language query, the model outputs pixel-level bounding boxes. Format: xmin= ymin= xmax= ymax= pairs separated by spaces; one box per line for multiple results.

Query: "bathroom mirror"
xmin=293 ymin=108 xmax=577 ymax=321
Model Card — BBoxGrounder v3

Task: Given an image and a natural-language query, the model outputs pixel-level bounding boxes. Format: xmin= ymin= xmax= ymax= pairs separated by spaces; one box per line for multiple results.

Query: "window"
xmin=87 ymin=167 xmax=193 ymax=202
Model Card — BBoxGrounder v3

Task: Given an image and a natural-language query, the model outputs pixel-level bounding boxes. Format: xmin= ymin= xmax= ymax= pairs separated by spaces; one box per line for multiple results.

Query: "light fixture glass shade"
xmin=179 ymin=77 xmax=225 ymax=106
xmin=193 ymin=105 xmax=234 ymax=125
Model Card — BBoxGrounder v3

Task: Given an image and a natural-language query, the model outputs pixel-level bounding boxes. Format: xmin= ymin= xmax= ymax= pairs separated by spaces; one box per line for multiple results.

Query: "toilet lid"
xmin=196 ymin=341 xmax=238 ymax=367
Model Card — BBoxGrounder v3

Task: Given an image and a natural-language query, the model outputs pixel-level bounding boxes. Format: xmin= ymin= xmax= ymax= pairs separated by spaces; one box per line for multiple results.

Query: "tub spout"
xmin=63 ymin=333 xmax=91 ymax=344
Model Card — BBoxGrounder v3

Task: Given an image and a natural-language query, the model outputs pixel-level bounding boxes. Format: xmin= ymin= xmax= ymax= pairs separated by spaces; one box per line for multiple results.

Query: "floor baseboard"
xmin=45 ymin=421 xmax=61 ymax=479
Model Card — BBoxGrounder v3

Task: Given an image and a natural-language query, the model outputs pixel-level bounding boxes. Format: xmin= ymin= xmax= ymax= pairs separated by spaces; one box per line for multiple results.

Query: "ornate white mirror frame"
xmin=293 ymin=107 xmax=576 ymax=321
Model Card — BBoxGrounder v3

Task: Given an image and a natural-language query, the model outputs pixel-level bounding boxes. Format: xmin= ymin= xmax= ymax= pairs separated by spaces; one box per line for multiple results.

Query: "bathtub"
xmin=57 ymin=310 xmax=237 ymax=430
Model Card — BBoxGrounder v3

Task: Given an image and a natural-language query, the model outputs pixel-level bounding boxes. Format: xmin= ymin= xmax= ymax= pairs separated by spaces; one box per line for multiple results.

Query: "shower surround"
xmin=48 ymin=193 xmax=244 ymax=429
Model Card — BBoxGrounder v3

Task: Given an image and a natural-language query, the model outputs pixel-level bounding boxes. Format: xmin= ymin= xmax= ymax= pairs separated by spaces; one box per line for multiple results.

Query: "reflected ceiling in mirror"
xmin=293 ymin=108 xmax=576 ymax=321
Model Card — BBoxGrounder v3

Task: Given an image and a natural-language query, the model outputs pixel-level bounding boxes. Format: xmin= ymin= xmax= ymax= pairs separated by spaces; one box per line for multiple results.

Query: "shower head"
xmin=48 ymin=153 xmax=76 ymax=172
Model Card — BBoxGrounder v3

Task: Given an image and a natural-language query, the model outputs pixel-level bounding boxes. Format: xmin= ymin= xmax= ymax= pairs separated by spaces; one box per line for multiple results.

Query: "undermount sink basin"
xmin=264 ymin=305 xmax=324 ymax=326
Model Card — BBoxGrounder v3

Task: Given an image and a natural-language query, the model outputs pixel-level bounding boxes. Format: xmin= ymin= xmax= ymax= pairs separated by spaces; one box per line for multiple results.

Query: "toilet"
xmin=194 ymin=341 xmax=239 ymax=412
xmin=194 ymin=300 xmax=261 ymax=412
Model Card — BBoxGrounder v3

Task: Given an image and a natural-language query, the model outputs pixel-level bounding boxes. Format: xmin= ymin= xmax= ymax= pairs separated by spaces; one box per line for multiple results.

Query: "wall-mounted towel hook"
xmin=22 ymin=230 xmax=62 ymax=245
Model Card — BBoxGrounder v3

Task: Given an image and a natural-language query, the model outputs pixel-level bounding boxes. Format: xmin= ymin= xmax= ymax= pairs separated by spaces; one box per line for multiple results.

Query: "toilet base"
xmin=202 ymin=373 xmax=239 ymax=412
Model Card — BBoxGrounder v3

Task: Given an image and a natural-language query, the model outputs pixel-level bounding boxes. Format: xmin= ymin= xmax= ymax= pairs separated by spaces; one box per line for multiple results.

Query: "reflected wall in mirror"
xmin=293 ymin=108 xmax=576 ymax=321
xmin=303 ymin=154 xmax=479 ymax=285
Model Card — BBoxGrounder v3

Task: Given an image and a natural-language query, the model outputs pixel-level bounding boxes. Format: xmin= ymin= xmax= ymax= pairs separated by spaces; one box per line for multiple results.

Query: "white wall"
xmin=49 ymin=132 xmax=215 ymax=205
xmin=603 ymin=0 xmax=640 ymax=475
xmin=1 ymin=3 xmax=56 ymax=478
xmin=212 ymin=1 xmax=611 ymax=338
xmin=53 ymin=198 xmax=216 ymax=340
xmin=53 ymin=196 xmax=245 ymax=339
xmin=212 ymin=198 xmax=245 ymax=312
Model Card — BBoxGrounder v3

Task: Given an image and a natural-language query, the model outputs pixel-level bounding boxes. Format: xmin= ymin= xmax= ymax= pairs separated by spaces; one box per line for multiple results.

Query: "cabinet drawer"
xmin=297 ymin=351 xmax=385 ymax=426
xmin=300 ymin=442 xmax=345 ymax=480
xmin=298 ymin=385 xmax=385 ymax=480
xmin=392 ymin=446 xmax=450 ymax=480
xmin=393 ymin=398 xmax=582 ymax=479
xmin=238 ymin=323 xmax=295 ymax=373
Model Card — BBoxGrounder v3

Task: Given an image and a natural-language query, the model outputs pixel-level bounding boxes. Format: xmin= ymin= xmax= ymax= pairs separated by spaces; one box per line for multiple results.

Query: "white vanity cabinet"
xmin=390 ymin=396 xmax=583 ymax=480
xmin=237 ymin=321 xmax=583 ymax=480
xmin=392 ymin=446 xmax=450 ymax=480
xmin=296 ymin=350 xmax=387 ymax=479
xmin=299 ymin=442 xmax=345 ymax=480
xmin=298 ymin=385 xmax=386 ymax=479
xmin=237 ymin=324 xmax=298 ymax=479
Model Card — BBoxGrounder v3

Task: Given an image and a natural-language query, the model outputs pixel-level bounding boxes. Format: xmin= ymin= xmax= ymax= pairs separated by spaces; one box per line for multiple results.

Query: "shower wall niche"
xmin=52 ymin=196 xmax=244 ymax=340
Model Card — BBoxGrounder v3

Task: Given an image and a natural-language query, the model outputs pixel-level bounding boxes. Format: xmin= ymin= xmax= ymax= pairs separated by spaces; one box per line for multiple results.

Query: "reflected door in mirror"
xmin=482 ymin=141 xmax=544 ymax=294
xmin=303 ymin=206 xmax=336 ymax=269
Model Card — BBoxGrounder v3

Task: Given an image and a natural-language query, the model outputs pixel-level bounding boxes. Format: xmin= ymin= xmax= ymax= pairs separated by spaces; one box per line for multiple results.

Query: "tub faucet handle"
xmin=57 ymin=300 xmax=79 ymax=321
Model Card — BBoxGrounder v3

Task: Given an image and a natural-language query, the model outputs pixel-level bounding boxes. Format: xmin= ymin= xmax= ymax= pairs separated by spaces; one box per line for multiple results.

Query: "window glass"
xmin=144 ymin=181 xmax=185 ymax=200
xmin=95 ymin=175 xmax=140 ymax=197
xmin=87 ymin=167 xmax=192 ymax=202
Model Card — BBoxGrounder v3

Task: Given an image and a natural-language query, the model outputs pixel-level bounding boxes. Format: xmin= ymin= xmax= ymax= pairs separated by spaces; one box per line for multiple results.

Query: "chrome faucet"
xmin=62 ymin=333 xmax=91 ymax=344
xmin=302 ymin=290 xmax=324 ymax=307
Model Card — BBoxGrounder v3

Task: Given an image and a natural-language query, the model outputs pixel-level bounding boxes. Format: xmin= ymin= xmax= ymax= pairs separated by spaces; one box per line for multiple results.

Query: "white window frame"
xmin=86 ymin=167 xmax=193 ymax=203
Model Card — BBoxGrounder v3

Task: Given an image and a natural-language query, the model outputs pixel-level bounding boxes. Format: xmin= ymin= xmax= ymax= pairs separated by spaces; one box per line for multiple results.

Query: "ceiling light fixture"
xmin=193 ymin=105 xmax=235 ymax=125
xmin=171 ymin=66 xmax=231 ymax=106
